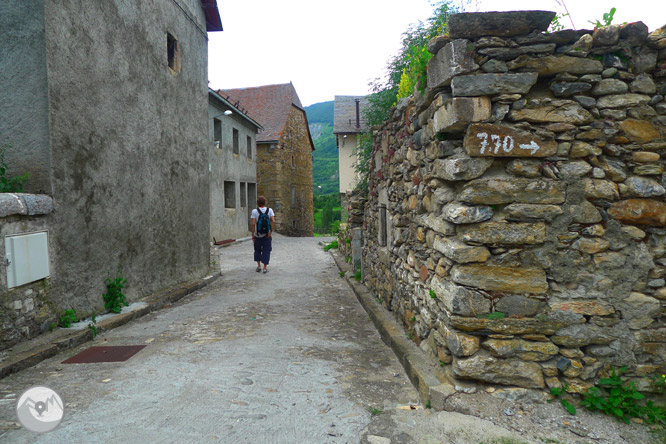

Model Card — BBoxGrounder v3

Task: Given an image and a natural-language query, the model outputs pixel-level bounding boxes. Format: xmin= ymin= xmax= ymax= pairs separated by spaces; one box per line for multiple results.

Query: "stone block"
xmin=452 ymin=73 xmax=538 ymax=97
xmin=431 ymin=154 xmax=493 ymax=182
xmin=458 ymin=178 xmax=566 ymax=205
xmin=551 ymin=324 xmax=616 ymax=348
xmin=449 ymin=316 xmax=576 ymax=335
xmin=549 ymin=300 xmax=615 ymax=316
xmin=504 ymin=203 xmax=563 ymax=222
xmin=427 ymin=40 xmax=479 ymax=89
xmin=0 ymin=193 xmax=26 ymax=218
xmin=623 ymin=176 xmax=665 ymax=197
xmin=495 ymin=294 xmax=542 ymax=317
xmin=444 ymin=325 xmax=480 ymax=357
xmin=619 ymin=119 xmax=660 ymax=143
xmin=448 ymin=11 xmax=555 ymax=39
xmin=508 ymin=102 xmax=593 ymax=124
xmin=441 ymin=202 xmax=493 ymax=224
xmin=433 ymin=97 xmax=490 ymax=133
xmin=583 ymin=179 xmax=620 ymax=201
xmin=419 ymin=214 xmax=456 ymax=235
xmin=453 ymin=354 xmax=545 ymax=389
xmin=597 ymin=94 xmax=651 ymax=109
xmin=458 ymin=221 xmax=546 ymax=245
xmin=433 ymin=237 xmax=490 ymax=264
xmin=608 ymin=199 xmax=666 ymax=226
xmin=464 ymin=123 xmax=557 ymax=157
xmin=450 ymin=264 xmax=548 ymax=294
xmin=431 ymin=276 xmax=491 ymax=316
xmin=518 ymin=56 xmax=603 ymax=76
xmin=482 ymin=338 xmax=559 ymax=361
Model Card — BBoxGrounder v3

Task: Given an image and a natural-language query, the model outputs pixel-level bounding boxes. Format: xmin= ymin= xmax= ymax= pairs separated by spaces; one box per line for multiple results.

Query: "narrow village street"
xmin=0 ymin=235 xmax=419 ymax=443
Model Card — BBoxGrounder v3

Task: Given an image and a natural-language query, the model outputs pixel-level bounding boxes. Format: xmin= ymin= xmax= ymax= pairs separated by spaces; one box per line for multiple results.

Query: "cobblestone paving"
xmin=0 ymin=235 xmax=418 ymax=443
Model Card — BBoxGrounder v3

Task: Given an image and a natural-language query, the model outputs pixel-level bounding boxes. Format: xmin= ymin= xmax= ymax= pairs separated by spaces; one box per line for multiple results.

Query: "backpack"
xmin=256 ymin=208 xmax=271 ymax=235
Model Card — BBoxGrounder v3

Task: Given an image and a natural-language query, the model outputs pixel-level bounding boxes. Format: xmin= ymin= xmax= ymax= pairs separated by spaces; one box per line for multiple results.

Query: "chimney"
xmin=355 ymin=98 xmax=360 ymax=130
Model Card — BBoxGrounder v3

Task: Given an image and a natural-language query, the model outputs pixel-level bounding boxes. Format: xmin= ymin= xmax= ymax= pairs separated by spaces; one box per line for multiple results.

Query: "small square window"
xmin=167 ymin=32 xmax=180 ymax=73
xmin=232 ymin=128 xmax=239 ymax=155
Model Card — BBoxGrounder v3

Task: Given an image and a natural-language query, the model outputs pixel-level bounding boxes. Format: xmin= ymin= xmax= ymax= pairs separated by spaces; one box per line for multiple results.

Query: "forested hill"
xmin=305 ymin=100 xmax=339 ymax=195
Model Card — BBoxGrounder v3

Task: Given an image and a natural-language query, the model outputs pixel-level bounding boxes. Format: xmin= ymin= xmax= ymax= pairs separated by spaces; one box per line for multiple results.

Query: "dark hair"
xmin=257 ymin=196 xmax=267 ymax=206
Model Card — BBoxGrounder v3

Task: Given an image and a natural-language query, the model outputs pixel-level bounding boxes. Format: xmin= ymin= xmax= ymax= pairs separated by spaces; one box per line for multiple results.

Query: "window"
xmin=167 ymin=32 xmax=180 ymax=73
xmin=292 ymin=220 xmax=296 ymax=229
xmin=224 ymin=181 xmax=236 ymax=209
xmin=232 ymin=128 xmax=239 ymax=155
xmin=240 ymin=182 xmax=247 ymax=207
xmin=291 ymin=186 xmax=296 ymax=205
xmin=213 ymin=118 xmax=222 ymax=148
xmin=291 ymin=155 xmax=295 ymax=167
xmin=246 ymin=136 xmax=252 ymax=158
xmin=379 ymin=205 xmax=387 ymax=246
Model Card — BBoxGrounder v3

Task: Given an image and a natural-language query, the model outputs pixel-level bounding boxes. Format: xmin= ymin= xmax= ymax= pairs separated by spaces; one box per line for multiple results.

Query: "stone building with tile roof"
xmin=333 ymin=95 xmax=369 ymax=195
xmin=220 ymin=83 xmax=314 ymax=236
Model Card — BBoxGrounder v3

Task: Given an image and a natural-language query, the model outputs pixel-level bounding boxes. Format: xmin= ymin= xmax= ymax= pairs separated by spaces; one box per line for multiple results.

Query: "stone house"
xmin=208 ymin=89 xmax=261 ymax=242
xmin=221 ymin=83 xmax=315 ymax=236
xmin=360 ymin=11 xmax=666 ymax=393
xmin=334 ymin=95 xmax=369 ymax=224
xmin=333 ymin=95 xmax=370 ymax=196
xmin=0 ymin=0 xmax=222 ymax=350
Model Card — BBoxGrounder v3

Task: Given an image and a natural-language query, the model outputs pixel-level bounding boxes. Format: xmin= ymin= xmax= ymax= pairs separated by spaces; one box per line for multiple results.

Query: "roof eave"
xmin=201 ymin=0 xmax=223 ymax=32
xmin=208 ymin=89 xmax=263 ymax=130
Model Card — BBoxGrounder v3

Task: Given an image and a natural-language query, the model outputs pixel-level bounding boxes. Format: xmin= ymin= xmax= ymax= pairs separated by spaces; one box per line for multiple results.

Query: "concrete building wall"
xmin=0 ymin=0 xmax=212 ymax=347
xmin=0 ymin=0 xmax=52 ymax=193
xmin=256 ymin=106 xmax=314 ymax=236
xmin=209 ymin=98 xmax=258 ymax=241
xmin=41 ymin=0 xmax=211 ymax=312
xmin=337 ymin=133 xmax=359 ymax=193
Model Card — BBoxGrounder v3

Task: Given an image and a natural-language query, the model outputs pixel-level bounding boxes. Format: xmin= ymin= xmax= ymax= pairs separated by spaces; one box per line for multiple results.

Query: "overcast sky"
xmin=208 ymin=0 xmax=665 ymax=107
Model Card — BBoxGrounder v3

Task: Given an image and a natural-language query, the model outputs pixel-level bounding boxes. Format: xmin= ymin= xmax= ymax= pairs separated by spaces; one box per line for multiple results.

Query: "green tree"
xmin=356 ymin=1 xmax=460 ymax=191
xmin=321 ymin=204 xmax=333 ymax=234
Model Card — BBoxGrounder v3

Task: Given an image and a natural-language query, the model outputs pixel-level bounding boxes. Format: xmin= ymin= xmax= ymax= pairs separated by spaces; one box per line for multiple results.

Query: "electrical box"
xmin=5 ymin=231 xmax=50 ymax=289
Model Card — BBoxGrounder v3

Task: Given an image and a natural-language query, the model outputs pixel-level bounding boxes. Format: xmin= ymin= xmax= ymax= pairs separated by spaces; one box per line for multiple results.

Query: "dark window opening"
xmin=213 ymin=118 xmax=222 ymax=148
xmin=247 ymin=136 xmax=252 ymax=158
xmin=224 ymin=181 xmax=236 ymax=209
xmin=240 ymin=182 xmax=247 ymax=207
xmin=232 ymin=128 xmax=239 ymax=155
xmin=167 ymin=33 xmax=180 ymax=72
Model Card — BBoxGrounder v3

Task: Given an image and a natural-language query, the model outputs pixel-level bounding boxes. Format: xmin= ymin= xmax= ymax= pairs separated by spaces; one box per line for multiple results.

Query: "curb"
xmin=329 ymin=251 xmax=456 ymax=410
xmin=0 ymin=272 xmax=220 ymax=379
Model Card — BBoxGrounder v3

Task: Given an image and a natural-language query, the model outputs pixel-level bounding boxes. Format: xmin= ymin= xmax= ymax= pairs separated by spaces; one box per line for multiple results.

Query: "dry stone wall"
xmin=362 ymin=11 xmax=666 ymax=393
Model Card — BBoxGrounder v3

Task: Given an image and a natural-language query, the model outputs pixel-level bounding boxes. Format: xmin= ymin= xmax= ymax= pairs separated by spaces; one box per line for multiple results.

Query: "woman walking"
xmin=250 ymin=196 xmax=275 ymax=273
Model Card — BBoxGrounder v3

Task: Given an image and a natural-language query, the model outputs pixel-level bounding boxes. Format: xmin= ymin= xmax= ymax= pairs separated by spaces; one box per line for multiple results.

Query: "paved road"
xmin=0 ymin=235 xmax=418 ymax=443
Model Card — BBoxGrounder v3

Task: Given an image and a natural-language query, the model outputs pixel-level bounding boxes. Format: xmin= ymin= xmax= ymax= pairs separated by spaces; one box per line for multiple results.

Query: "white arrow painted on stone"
xmin=519 ymin=141 xmax=540 ymax=155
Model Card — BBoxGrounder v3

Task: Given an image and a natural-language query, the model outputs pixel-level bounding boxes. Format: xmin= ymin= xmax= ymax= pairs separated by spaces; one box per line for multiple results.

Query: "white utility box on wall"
xmin=5 ymin=231 xmax=50 ymax=289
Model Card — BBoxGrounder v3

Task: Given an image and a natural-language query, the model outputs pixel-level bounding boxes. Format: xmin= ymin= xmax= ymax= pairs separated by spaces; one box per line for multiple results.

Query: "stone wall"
xmin=257 ymin=106 xmax=314 ymax=236
xmin=362 ymin=11 xmax=666 ymax=393
xmin=0 ymin=194 xmax=55 ymax=349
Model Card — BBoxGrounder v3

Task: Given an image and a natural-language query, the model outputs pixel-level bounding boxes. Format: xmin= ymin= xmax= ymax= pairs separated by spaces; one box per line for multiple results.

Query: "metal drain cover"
xmin=62 ymin=345 xmax=146 ymax=364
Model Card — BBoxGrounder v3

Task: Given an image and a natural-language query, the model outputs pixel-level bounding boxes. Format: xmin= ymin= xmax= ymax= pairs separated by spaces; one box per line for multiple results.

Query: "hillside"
xmin=305 ymin=101 xmax=338 ymax=195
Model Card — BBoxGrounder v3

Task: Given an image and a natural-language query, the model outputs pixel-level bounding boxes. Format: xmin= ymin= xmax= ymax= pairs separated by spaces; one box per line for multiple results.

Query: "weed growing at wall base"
xmin=59 ymin=309 xmax=78 ymax=328
xmin=103 ymin=267 xmax=128 ymax=313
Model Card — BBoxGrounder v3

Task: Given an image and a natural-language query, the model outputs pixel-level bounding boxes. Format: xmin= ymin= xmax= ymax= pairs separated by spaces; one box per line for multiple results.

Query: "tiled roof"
xmin=219 ymin=83 xmax=306 ymax=144
xmin=333 ymin=95 xmax=369 ymax=134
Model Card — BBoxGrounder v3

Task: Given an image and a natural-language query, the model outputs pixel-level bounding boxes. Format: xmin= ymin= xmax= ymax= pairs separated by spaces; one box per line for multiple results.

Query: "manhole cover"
xmin=62 ymin=345 xmax=146 ymax=364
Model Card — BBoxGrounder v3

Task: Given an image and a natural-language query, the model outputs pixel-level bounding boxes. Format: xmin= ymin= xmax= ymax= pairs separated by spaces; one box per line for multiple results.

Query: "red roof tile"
xmin=219 ymin=83 xmax=308 ymax=144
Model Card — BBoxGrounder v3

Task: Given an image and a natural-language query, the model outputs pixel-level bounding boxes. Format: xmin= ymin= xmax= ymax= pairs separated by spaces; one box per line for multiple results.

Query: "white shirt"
xmin=251 ymin=207 xmax=275 ymax=237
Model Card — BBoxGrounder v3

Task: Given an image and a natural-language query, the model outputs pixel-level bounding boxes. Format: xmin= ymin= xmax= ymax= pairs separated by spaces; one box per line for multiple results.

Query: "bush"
xmin=0 ymin=144 xmax=29 ymax=192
